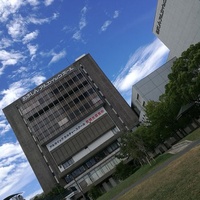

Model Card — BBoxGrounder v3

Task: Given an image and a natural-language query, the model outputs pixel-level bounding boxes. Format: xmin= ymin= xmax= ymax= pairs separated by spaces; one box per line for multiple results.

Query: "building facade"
xmin=153 ymin=0 xmax=200 ymax=60
xmin=131 ymin=57 xmax=176 ymax=123
xmin=3 ymin=54 xmax=138 ymax=196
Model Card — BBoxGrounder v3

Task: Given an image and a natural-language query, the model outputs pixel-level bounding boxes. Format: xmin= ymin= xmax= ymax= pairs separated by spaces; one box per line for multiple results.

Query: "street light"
xmin=67 ymin=174 xmax=87 ymax=200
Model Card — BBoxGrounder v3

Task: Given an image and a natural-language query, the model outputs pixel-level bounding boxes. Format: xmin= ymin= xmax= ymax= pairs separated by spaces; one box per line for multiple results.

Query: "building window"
xmin=63 ymin=158 xmax=74 ymax=169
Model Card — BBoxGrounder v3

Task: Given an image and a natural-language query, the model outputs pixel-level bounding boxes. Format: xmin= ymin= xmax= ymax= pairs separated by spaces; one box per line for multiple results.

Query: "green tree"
xmin=88 ymin=185 xmax=102 ymax=200
xmin=165 ymin=42 xmax=200 ymax=105
xmin=117 ymin=130 xmax=153 ymax=166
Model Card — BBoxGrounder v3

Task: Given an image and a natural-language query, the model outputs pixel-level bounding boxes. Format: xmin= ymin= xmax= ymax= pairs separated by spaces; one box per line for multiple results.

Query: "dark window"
xmin=69 ymin=112 xmax=75 ymax=120
xmin=88 ymin=88 xmax=94 ymax=94
xmin=58 ymin=85 xmax=64 ymax=91
xmin=53 ymin=88 xmax=59 ymax=94
xmin=84 ymin=103 xmax=90 ymax=109
xmin=72 ymin=76 xmax=78 ymax=82
xmin=68 ymin=90 xmax=74 ymax=95
xmin=73 ymin=98 xmax=79 ymax=104
xmin=28 ymin=116 xmax=34 ymax=122
xmin=69 ymin=101 xmax=75 ymax=107
xmin=77 ymin=73 xmax=83 ymax=79
xmin=73 ymin=87 xmax=78 ymax=93
xmin=58 ymin=96 xmax=64 ymax=102
xmin=63 ymin=82 xmax=69 ymax=88
xmin=63 ymin=104 xmax=70 ymax=111
xmin=74 ymin=109 xmax=80 ymax=116
xmin=38 ymin=110 xmax=44 ymax=115
xmin=78 ymin=95 xmax=84 ymax=101
xmin=68 ymin=79 xmax=73 ymax=85
xmin=33 ymin=113 xmax=39 ymax=118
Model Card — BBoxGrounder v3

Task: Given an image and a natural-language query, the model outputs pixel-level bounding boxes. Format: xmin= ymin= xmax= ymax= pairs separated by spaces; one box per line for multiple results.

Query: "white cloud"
xmin=113 ymin=38 xmax=169 ymax=102
xmin=113 ymin=10 xmax=119 ymax=19
xmin=48 ymin=50 xmax=66 ymax=65
xmin=27 ymin=44 xmax=38 ymax=56
xmin=23 ymin=30 xmax=39 ymax=44
xmin=79 ymin=6 xmax=87 ymax=30
xmin=101 ymin=20 xmax=112 ymax=32
xmin=31 ymin=75 xmax=46 ymax=85
xmin=0 ymin=50 xmax=24 ymax=74
xmin=0 ymin=0 xmax=24 ymax=22
xmin=7 ymin=15 xmax=27 ymax=39
xmin=72 ymin=5 xmax=88 ymax=41
xmin=0 ymin=38 xmax=12 ymax=48
xmin=27 ymin=0 xmax=39 ymax=6
xmin=72 ymin=31 xmax=81 ymax=41
xmin=44 ymin=0 xmax=54 ymax=6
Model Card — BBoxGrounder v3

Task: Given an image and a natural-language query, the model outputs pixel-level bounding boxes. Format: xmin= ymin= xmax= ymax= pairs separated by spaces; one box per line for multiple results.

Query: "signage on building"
xmin=156 ymin=0 xmax=167 ymax=34
xmin=46 ymin=107 xmax=106 ymax=151
xmin=21 ymin=67 xmax=74 ymax=102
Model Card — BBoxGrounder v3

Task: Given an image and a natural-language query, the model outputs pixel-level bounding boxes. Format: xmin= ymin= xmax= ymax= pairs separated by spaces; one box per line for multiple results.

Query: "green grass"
xmin=181 ymin=127 xmax=200 ymax=141
xmin=97 ymin=127 xmax=200 ymax=200
xmin=117 ymin=145 xmax=200 ymax=200
xmin=97 ymin=153 xmax=172 ymax=200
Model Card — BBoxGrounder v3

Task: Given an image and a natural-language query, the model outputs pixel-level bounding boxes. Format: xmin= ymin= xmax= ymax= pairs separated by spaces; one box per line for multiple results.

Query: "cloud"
xmin=44 ymin=0 xmax=54 ymax=6
xmin=72 ymin=31 xmax=81 ymax=41
xmin=0 ymin=50 xmax=24 ymax=74
xmin=6 ymin=15 xmax=27 ymax=40
xmin=0 ymin=142 xmax=36 ymax=200
xmin=0 ymin=0 xmax=24 ymax=22
xmin=27 ymin=13 xmax=58 ymax=25
xmin=31 ymin=75 xmax=46 ymax=85
xmin=72 ymin=5 xmax=88 ymax=41
xmin=48 ymin=50 xmax=66 ymax=65
xmin=27 ymin=44 xmax=38 ymax=57
xmin=0 ymin=38 xmax=12 ymax=48
xmin=113 ymin=10 xmax=119 ymax=19
xmin=23 ymin=30 xmax=39 ymax=44
xmin=100 ymin=10 xmax=120 ymax=32
xmin=27 ymin=0 xmax=39 ymax=6
xmin=101 ymin=20 xmax=112 ymax=32
xmin=112 ymin=38 xmax=169 ymax=103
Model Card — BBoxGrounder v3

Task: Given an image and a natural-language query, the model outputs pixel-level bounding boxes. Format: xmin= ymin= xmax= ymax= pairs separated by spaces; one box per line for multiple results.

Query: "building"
xmin=131 ymin=57 xmax=176 ymax=123
xmin=3 ymin=54 xmax=138 ymax=197
xmin=153 ymin=0 xmax=200 ymax=60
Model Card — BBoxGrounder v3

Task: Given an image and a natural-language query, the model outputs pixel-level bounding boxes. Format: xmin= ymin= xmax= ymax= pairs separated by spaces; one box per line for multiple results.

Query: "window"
xmin=63 ymin=158 xmax=74 ymax=169
xmin=137 ymin=93 xmax=139 ymax=100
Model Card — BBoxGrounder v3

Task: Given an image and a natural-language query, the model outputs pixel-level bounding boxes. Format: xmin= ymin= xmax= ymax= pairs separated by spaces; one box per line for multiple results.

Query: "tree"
xmin=117 ymin=130 xmax=153 ymax=166
xmin=165 ymin=42 xmax=200 ymax=105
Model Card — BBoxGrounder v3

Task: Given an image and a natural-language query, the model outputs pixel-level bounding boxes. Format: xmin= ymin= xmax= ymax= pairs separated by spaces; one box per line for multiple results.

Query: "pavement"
xmin=112 ymin=139 xmax=200 ymax=200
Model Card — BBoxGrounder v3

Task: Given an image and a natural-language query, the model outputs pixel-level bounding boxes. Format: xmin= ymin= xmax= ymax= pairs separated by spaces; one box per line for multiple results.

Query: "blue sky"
xmin=0 ymin=0 xmax=169 ymax=199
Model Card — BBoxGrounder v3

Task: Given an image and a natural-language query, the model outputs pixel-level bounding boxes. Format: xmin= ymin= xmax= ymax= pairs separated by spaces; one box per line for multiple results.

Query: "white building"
xmin=131 ymin=58 xmax=176 ymax=123
xmin=153 ymin=0 xmax=200 ymax=60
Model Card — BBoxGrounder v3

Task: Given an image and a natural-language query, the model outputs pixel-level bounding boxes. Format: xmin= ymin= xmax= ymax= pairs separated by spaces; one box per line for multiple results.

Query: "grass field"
xmin=117 ymin=145 xmax=200 ymax=200
xmin=97 ymin=153 xmax=172 ymax=200
xmin=181 ymin=127 xmax=200 ymax=141
xmin=97 ymin=128 xmax=200 ymax=200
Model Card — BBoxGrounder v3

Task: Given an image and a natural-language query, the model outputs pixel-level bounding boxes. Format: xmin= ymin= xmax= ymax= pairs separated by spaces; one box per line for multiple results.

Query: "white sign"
xmin=47 ymin=107 xmax=106 ymax=151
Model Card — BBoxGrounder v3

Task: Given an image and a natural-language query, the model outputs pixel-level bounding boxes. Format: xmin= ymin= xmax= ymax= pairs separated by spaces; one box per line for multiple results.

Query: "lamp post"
xmin=67 ymin=174 xmax=87 ymax=200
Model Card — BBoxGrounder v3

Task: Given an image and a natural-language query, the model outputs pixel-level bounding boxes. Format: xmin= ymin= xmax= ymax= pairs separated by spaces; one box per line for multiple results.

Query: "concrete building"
xmin=3 ymin=54 xmax=138 ymax=198
xmin=131 ymin=57 xmax=176 ymax=123
xmin=153 ymin=0 xmax=200 ymax=60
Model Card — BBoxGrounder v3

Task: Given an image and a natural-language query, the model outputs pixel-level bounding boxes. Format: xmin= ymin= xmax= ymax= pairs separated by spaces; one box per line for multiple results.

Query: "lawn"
xmin=181 ymin=127 xmax=200 ymax=141
xmin=97 ymin=153 xmax=172 ymax=200
xmin=97 ymin=127 xmax=200 ymax=200
xmin=117 ymin=145 xmax=200 ymax=200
